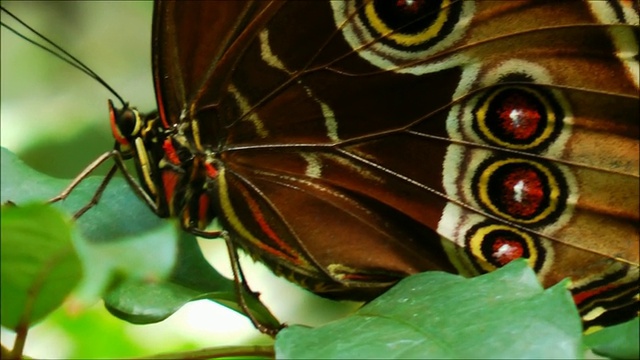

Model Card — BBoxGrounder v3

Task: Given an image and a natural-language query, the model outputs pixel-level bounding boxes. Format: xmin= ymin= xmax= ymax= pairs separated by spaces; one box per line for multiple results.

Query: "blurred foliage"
xmin=1 ymin=204 xmax=81 ymax=329
xmin=1 ymin=1 xmax=155 ymax=178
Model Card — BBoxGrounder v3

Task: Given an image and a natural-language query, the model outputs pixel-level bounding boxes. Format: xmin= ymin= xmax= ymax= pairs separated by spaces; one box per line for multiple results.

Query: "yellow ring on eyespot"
xmin=468 ymin=224 xmax=538 ymax=273
xmin=474 ymin=86 xmax=557 ymax=150
xmin=364 ymin=0 xmax=452 ymax=47
xmin=477 ymin=158 xmax=561 ymax=224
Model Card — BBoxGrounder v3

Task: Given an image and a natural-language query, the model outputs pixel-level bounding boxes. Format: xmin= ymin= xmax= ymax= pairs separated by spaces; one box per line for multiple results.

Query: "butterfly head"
xmin=108 ymin=99 xmax=146 ymax=157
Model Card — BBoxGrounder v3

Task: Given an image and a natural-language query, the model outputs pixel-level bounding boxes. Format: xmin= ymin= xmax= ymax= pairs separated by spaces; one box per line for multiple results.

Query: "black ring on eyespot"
xmin=472 ymin=85 xmax=564 ymax=153
xmin=357 ymin=0 xmax=464 ymax=50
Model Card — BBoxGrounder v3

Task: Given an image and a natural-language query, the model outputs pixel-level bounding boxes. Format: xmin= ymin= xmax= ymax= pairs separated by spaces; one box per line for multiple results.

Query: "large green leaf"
xmin=1 ymin=146 xmax=176 ymax=304
xmin=0 ymin=147 xmax=165 ymax=242
xmin=104 ymin=231 xmax=281 ymax=328
xmin=276 ymin=260 xmax=585 ymax=359
xmin=1 ymin=203 xmax=81 ymax=328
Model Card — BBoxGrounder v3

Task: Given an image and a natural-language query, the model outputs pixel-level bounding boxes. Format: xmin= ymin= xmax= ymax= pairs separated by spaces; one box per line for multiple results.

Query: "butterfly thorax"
xmin=109 ymin=99 xmax=221 ymax=232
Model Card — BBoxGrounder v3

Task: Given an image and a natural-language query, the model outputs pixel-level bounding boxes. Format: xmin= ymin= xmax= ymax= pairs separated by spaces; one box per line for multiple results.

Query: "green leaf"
xmin=275 ymin=260 xmax=584 ymax=359
xmin=585 ymin=317 xmax=639 ymax=359
xmin=1 ymin=203 xmax=82 ymax=328
xmin=104 ymin=231 xmax=280 ymax=328
xmin=72 ymin=219 xmax=179 ymax=305
xmin=1 ymin=146 xmax=176 ymax=304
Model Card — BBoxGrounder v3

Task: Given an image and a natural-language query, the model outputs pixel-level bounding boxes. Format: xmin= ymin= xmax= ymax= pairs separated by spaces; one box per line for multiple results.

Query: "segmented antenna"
xmin=1 ymin=6 xmax=127 ymax=107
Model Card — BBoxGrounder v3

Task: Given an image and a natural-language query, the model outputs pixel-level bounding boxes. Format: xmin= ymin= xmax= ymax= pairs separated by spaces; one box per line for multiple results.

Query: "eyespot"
xmin=472 ymin=157 xmax=568 ymax=226
xmin=363 ymin=0 xmax=460 ymax=49
xmin=332 ymin=0 xmax=474 ymax=73
xmin=446 ymin=60 xmax=573 ymax=156
xmin=472 ymin=86 xmax=563 ymax=152
xmin=464 ymin=222 xmax=551 ymax=274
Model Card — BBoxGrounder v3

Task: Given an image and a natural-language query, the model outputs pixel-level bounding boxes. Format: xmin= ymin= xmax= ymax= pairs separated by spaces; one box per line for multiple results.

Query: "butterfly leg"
xmin=223 ymin=231 xmax=285 ymax=337
xmin=189 ymin=227 xmax=284 ymax=336
xmin=49 ymin=149 xmax=160 ymax=219
xmin=70 ymin=164 xmax=117 ymax=219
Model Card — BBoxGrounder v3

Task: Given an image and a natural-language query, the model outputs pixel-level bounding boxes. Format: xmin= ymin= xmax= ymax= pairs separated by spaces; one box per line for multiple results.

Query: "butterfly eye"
xmin=108 ymin=99 xmax=142 ymax=145
xmin=119 ymin=108 xmax=142 ymax=136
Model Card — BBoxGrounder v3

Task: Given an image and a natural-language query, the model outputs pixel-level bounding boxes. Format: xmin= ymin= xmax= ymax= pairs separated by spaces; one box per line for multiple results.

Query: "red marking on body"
xmin=162 ymin=171 xmax=179 ymax=206
xmin=491 ymin=238 xmax=524 ymax=265
xmin=501 ymin=167 xmax=544 ymax=217
xmin=497 ymin=92 xmax=541 ymax=140
xmin=162 ymin=139 xmax=181 ymax=165
xmin=109 ymin=103 xmax=129 ymax=146
xmin=573 ymin=284 xmax=617 ymax=305
xmin=198 ymin=193 xmax=210 ymax=226
xmin=204 ymin=162 xmax=218 ymax=178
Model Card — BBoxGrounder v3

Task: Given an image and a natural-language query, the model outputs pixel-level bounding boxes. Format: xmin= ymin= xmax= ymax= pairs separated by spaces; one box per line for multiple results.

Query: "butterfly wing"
xmin=152 ymin=0 xmax=639 ymax=328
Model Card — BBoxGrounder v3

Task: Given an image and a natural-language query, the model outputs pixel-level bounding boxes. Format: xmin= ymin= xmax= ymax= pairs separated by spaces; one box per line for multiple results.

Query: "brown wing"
xmin=152 ymin=0 xmax=639 ymax=328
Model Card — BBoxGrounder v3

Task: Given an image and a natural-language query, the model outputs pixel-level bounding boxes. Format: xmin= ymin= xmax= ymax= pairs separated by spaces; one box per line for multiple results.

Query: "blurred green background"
xmin=1 ymin=2 xmax=358 ymax=358
xmin=1 ymin=1 xmax=155 ymax=178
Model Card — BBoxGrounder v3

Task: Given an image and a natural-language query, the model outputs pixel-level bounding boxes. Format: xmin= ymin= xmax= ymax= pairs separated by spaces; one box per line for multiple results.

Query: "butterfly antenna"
xmin=1 ymin=6 xmax=127 ymax=107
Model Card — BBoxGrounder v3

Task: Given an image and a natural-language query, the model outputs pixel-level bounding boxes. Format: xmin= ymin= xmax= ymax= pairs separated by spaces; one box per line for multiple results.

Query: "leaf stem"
xmin=133 ymin=345 xmax=275 ymax=360
xmin=10 ymin=322 xmax=28 ymax=359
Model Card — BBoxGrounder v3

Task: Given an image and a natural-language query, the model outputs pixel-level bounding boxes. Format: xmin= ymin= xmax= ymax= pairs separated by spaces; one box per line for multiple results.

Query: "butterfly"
xmin=6 ymin=0 xmax=640 ymax=334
